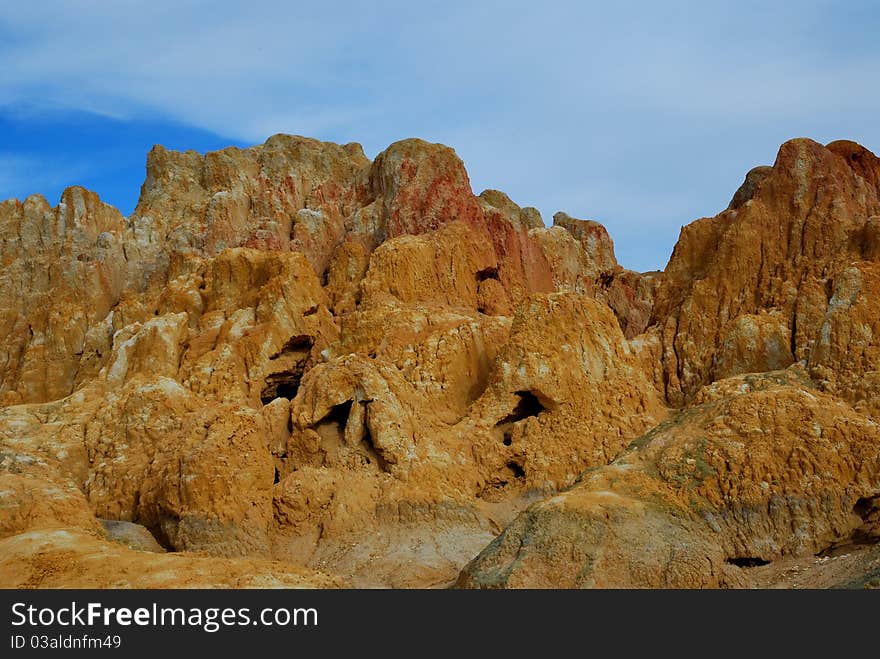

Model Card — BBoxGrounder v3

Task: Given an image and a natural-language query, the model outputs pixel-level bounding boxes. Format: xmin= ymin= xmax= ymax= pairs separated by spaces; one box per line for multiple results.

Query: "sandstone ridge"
xmin=1 ymin=135 xmax=877 ymax=588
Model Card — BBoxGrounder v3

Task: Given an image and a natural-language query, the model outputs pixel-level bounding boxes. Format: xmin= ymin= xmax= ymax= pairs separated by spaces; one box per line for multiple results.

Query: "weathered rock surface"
xmin=99 ymin=519 xmax=166 ymax=552
xmin=0 ymin=529 xmax=343 ymax=588
xmin=459 ymin=368 xmax=880 ymax=588
xmin=0 ymin=134 xmax=878 ymax=589
xmin=0 ymin=188 xmax=127 ymax=405
xmin=652 ymin=138 xmax=880 ymax=406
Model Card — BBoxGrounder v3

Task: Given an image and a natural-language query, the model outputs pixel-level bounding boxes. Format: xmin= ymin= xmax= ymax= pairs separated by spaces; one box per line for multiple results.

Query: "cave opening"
xmin=276 ymin=380 xmax=300 ymax=400
xmin=476 ymin=266 xmax=500 ymax=282
xmin=852 ymin=495 xmax=880 ymax=544
xmin=324 ymin=400 xmax=353 ymax=428
xmin=260 ymin=369 xmax=305 ymax=405
xmin=261 ymin=334 xmax=315 ymax=404
xmin=495 ymin=391 xmax=547 ymax=427
xmin=854 ymin=495 xmax=878 ymax=522
xmin=506 ymin=461 xmax=526 ymax=480
xmin=725 ymin=557 xmax=771 ymax=568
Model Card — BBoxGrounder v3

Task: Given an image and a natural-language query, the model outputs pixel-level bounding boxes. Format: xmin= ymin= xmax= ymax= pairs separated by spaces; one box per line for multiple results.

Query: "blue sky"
xmin=1 ymin=1 xmax=878 ymax=271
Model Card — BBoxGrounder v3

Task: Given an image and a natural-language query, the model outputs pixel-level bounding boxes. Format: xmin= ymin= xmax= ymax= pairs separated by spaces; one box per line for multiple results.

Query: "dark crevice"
xmin=502 ymin=430 xmax=513 ymax=446
xmin=726 ymin=557 xmax=771 ymax=568
xmin=314 ymin=400 xmax=389 ymax=472
xmin=322 ymin=400 xmax=353 ymax=428
xmin=476 ymin=266 xmax=500 ymax=282
xmin=495 ymin=391 xmax=547 ymax=426
xmin=262 ymin=335 xmax=314 ymax=404
xmin=852 ymin=495 xmax=880 ymax=544
xmin=303 ymin=305 xmax=319 ymax=316
xmin=598 ymin=272 xmax=614 ymax=288
xmin=275 ymin=380 xmax=300 ymax=400
xmin=269 ymin=335 xmax=313 ymax=361
xmin=854 ymin=495 xmax=878 ymax=520
xmin=817 ymin=496 xmax=880 ymax=557
xmin=261 ymin=367 xmax=305 ymax=404
xmin=506 ymin=461 xmax=525 ymax=480
xmin=824 ymin=277 xmax=835 ymax=301
xmin=273 ymin=467 xmax=281 ymax=485
xmin=361 ymin=418 xmax=389 ymax=472
xmin=152 ymin=512 xmax=180 ymax=552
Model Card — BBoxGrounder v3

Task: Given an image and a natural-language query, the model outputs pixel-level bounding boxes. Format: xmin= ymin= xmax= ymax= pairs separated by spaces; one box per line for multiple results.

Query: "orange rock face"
xmin=652 ymin=138 xmax=880 ymax=406
xmin=0 ymin=188 xmax=127 ymax=404
xmin=0 ymin=134 xmax=878 ymax=588
xmin=459 ymin=368 xmax=880 ymax=588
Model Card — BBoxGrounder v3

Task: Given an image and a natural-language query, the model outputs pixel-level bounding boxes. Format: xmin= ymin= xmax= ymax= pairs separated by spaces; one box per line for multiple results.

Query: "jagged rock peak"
xmin=2 ymin=134 xmax=879 ymax=589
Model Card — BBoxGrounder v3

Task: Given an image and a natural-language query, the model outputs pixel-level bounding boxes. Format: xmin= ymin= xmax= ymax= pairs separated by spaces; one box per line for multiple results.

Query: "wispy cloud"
xmin=5 ymin=2 xmax=873 ymax=140
xmin=0 ymin=0 xmax=877 ymax=270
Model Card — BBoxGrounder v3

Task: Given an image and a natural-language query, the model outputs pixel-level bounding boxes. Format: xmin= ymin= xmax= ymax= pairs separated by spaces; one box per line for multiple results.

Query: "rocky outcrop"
xmin=651 ymin=138 xmax=880 ymax=406
xmin=458 ymin=368 xmax=880 ymax=588
xmin=125 ymin=135 xmax=369 ymax=284
xmin=551 ymin=211 xmax=617 ymax=273
xmin=0 ymin=137 xmax=559 ymax=406
xmin=807 ymin=261 xmax=880 ymax=418
xmin=0 ymin=133 xmax=878 ymax=589
xmin=533 ymin=211 xmax=659 ymax=338
xmin=0 ymin=188 xmax=127 ymax=404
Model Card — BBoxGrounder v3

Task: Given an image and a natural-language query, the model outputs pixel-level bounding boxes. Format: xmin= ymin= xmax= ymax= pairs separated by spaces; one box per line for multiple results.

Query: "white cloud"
xmin=0 ymin=0 xmax=877 ymax=269
xmin=5 ymin=1 xmax=871 ymax=141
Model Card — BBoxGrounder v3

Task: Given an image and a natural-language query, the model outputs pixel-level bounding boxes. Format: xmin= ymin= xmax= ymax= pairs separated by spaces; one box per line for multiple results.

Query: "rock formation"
xmin=458 ymin=367 xmax=880 ymax=588
xmin=0 ymin=134 xmax=877 ymax=588
xmin=650 ymin=139 xmax=880 ymax=406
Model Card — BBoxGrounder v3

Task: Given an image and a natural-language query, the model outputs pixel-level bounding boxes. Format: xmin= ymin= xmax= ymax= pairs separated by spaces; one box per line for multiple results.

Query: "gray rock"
xmin=100 ymin=519 xmax=166 ymax=553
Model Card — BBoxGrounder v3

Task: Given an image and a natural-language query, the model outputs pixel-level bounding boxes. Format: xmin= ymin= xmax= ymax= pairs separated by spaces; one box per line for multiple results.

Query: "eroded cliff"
xmin=1 ymin=135 xmax=877 ymax=588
